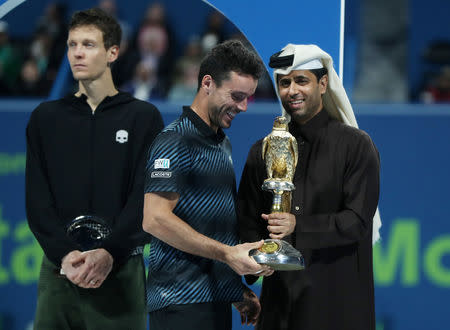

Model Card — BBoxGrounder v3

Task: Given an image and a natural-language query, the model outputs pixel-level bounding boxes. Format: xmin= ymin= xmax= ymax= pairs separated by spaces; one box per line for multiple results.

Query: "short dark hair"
xmin=197 ymin=39 xmax=264 ymax=90
xmin=310 ymin=67 xmax=328 ymax=82
xmin=68 ymin=8 xmax=121 ymax=50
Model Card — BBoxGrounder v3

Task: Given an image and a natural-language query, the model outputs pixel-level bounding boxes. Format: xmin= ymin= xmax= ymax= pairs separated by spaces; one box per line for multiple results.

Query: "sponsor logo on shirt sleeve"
xmin=151 ymin=171 xmax=172 ymax=178
xmin=154 ymin=158 xmax=170 ymax=169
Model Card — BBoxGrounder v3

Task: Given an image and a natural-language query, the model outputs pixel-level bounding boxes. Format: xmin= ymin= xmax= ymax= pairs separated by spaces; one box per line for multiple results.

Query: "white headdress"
xmin=269 ymin=44 xmax=381 ymax=244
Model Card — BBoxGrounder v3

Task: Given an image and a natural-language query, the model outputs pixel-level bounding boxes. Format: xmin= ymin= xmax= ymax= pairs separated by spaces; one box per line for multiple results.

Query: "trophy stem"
xmin=271 ymin=190 xmax=283 ymax=213
xmin=271 ymin=190 xmax=292 ymax=214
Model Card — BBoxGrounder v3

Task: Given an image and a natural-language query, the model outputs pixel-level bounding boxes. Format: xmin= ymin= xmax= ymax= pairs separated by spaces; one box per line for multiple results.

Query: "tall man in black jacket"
xmin=237 ymin=44 xmax=381 ymax=330
xmin=25 ymin=8 xmax=163 ymax=329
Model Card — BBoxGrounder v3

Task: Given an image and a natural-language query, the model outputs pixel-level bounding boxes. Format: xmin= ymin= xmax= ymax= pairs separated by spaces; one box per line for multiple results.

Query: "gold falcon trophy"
xmin=249 ymin=116 xmax=305 ymax=271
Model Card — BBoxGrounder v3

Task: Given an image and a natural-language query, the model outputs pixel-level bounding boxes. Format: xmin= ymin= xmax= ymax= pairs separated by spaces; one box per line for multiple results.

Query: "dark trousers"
xmin=149 ymin=302 xmax=232 ymax=330
xmin=33 ymin=254 xmax=147 ymax=330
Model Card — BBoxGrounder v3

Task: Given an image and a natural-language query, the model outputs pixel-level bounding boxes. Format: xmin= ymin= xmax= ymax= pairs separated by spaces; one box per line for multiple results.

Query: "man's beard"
xmin=210 ymin=104 xmax=238 ymax=129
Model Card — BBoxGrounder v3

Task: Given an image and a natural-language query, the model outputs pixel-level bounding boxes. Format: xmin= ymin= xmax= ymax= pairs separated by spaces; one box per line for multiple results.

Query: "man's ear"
xmin=319 ymin=74 xmax=328 ymax=95
xmin=107 ymin=45 xmax=120 ymax=64
xmin=201 ymin=75 xmax=215 ymax=95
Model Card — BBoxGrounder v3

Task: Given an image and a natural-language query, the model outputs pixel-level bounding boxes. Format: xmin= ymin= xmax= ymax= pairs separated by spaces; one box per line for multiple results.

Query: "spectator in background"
xmin=29 ymin=29 xmax=52 ymax=77
xmin=352 ymin=0 xmax=408 ymax=102
xmin=14 ymin=58 xmax=51 ymax=96
xmin=137 ymin=23 xmax=168 ymax=66
xmin=34 ymin=2 xmax=67 ymax=79
xmin=36 ymin=2 xmax=67 ymax=45
xmin=167 ymin=58 xmax=199 ymax=102
xmin=168 ymin=37 xmax=202 ymax=102
xmin=1 ymin=3 xmax=67 ymax=97
xmin=420 ymin=41 xmax=450 ymax=103
xmin=0 ymin=20 xmax=22 ymax=95
xmin=135 ymin=2 xmax=175 ymax=95
xmin=98 ymin=0 xmax=132 ymax=40
xmin=200 ymin=11 xmax=226 ymax=53
xmin=21 ymin=28 xmax=61 ymax=96
xmin=112 ymin=32 xmax=140 ymax=88
xmin=422 ymin=66 xmax=450 ymax=103
xmin=229 ymin=32 xmax=277 ymax=101
xmin=99 ymin=0 xmax=137 ymax=88
xmin=140 ymin=1 xmax=174 ymax=49
xmin=252 ymin=69 xmax=278 ymax=101
xmin=122 ymin=59 xmax=165 ymax=101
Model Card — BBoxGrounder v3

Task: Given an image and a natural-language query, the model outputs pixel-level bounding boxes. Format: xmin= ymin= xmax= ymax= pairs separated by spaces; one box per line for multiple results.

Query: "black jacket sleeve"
xmin=101 ymin=105 xmax=164 ymax=264
xmin=25 ymin=109 xmax=79 ymax=267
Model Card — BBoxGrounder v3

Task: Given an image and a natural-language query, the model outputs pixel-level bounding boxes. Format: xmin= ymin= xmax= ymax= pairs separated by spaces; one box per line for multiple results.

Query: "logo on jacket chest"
xmin=115 ymin=130 xmax=128 ymax=143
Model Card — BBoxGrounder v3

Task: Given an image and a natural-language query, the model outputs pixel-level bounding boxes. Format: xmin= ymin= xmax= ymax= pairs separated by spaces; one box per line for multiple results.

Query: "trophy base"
xmin=250 ymin=239 xmax=305 ymax=271
xmin=262 ymin=179 xmax=295 ymax=192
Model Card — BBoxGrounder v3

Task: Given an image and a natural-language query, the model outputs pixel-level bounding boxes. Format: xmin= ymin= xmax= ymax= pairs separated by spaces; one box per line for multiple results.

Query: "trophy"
xmin=59 ymin=215 xmax=111 ymax=276
xmin=66 ymin=215 xmax=111 ymax=251
xmin=249 ymin=116 xmax=305 ymax=271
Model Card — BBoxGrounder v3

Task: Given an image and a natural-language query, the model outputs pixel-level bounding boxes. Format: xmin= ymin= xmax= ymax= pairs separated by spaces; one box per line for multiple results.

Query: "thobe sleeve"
xmin=296 ymin=133 xmax=380 ymax=249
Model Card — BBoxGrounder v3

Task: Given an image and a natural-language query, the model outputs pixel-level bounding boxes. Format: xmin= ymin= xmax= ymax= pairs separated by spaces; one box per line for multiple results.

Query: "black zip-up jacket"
xmin=25 ymin=92 xmax=164 ymax=267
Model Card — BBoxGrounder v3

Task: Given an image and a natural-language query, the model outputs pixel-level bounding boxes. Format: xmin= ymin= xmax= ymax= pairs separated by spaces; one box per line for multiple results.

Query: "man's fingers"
xmin=264 ymin=269 xmax=275 ymax=276
xmin=72 ymin=260 xmax=84 ymax=268
xmin=267 ymin=224 xmax=281 ymax=231
xmin=65 ymin=264 xmax=84 ymax=284
xmin=259 ymin=265 xmax=274 ymax=275
xmin=260 ymin=269 xmax=274 ymax=276
xmin=88 ymin=278 xmax=102 ymax=288
xmin=262 ymin=213 xmax=279 ymax=222
xmin=74 ymin=269 xmax=89 ymax=285
xmin=268 ymin=219 xmax=279 ymax=225
xmin=63 ymin=250 xmax=82 ymax=261
xmin=267 ymin=225 xmax=288 ymax=235
xmin=244 ymin=239 xmax=265 ymax=251
xmin=269 ymin=233 xmax=284 ymax=239
xmin=79 ymin=269 xmax=105 ymax=289
xmin=69 ymin=254 xmax=85 ymax=265
xmin=253 ymin=265 xmax=273 ymax=276
xmin=84 ymin=270 xmax=99 ymax=287
xmin=71 ymin=261 xmax=93 ymax=284
xmin=262 ymin=213 xmax=286 ymax=220
xmin=268 ymin=218 xmax=290 ymax=226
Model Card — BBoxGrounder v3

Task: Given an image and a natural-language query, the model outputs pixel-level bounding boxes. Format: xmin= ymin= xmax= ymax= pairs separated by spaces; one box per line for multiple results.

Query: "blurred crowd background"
xmin=0 ymin=0 xmax=449 ymax=103
xmin=0 ymin=0 xmax=277 ymax=102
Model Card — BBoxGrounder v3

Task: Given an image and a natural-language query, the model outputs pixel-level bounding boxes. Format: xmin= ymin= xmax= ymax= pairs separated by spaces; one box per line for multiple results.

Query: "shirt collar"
xmin=289 ymin=108 xmax=330 ymax=142
xmin=182 ymin=106 xmax=225 ymax=142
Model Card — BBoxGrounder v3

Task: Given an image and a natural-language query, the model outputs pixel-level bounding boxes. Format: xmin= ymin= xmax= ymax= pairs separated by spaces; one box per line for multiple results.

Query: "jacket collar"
xmin=63 ymin=91 xmax=134 ymax=114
